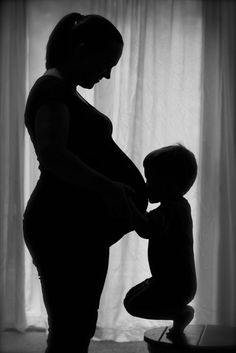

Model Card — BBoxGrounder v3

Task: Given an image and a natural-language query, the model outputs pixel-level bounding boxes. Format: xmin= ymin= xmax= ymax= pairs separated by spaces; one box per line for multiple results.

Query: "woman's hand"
xmin=102 ymin=181 xmax=136 ymax=223
xmin=125 ymin=196 xmax=151 ymax=239
xmin=98 ymin=181 xmax=136 ymax=246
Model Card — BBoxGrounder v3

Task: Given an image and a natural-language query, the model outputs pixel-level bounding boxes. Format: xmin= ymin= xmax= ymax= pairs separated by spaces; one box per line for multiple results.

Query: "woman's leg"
xmin=23 ymin=199 xmax=109 ymax=353
xmin=38 ymin=246 xmax=109 ymax=353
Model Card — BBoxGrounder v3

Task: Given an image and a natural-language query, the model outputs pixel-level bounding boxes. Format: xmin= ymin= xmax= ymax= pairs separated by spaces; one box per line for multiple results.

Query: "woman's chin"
xmin=80 ymin=79 xmax=99 ymax=89
xmin=148 ymin=197 xmax=160 ymax=204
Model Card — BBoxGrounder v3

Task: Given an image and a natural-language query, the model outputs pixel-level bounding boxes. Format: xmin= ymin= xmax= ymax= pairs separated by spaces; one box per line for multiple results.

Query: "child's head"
xmin=143 ymin=144 xmax=197 ymax=203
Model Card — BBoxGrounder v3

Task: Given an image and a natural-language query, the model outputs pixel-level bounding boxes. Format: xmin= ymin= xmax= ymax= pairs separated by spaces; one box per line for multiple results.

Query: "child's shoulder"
xmin=161 ymin=197 xmax=192 ymax=223
xmin=147 ymin=197 xmax=191 ymax=226
xmin=166 ymin=196 xmax=190 ymax=211
xmin=147 ymin=205 xmax=167 ymax=231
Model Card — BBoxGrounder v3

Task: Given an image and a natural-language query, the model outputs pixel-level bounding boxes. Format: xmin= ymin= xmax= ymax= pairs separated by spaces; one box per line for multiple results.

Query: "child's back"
xmin=148 ymin=196 xmax=196 ymax=303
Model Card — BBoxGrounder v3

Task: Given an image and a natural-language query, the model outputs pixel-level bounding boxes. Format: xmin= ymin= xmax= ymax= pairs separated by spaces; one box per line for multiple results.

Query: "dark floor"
xmin=0 ymin=331 xmax=149 ymax=353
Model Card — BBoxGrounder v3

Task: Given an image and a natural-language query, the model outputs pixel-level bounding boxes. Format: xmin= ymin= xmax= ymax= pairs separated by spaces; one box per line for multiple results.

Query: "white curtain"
xmin=1 ymin=0 xmax=235 ymax=342
xmin=196 ymin=0 xmax=236 ymax=326
xmin=0 ymin=0 xmax=27 ymax=331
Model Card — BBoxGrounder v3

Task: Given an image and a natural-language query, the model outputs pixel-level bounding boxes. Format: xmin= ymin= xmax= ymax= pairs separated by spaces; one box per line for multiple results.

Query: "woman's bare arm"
xmin=34 ymin=102 xmax=134 ymax=213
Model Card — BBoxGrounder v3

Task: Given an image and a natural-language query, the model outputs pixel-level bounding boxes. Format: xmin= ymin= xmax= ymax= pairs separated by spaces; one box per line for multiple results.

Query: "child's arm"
xmin=128 ymin=197 xmax=166 ymax=239
xmin=128 ymin=197 xmax=152 ymax=239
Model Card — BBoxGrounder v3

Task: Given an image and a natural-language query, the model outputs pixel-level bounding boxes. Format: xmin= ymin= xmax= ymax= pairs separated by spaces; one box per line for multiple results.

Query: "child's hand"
xmin=102 ymin=181 xmax=136 ymax=228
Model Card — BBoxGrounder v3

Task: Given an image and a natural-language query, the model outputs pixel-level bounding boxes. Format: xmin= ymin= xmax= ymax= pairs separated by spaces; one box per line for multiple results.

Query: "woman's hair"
xmin=46 ymin=12 xmax=124 ymax=69
xmin=143 ymin=144 xmax=198 ymax=195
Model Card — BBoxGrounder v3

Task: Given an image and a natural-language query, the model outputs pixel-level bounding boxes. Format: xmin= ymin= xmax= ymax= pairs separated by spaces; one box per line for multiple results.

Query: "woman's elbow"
xmin=37 ymin=146 xmax=66 ymax=169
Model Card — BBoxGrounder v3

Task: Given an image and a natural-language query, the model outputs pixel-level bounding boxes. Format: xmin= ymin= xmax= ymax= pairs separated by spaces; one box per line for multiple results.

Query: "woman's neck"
xmin=44 ymin=68 xmax=62 ymax=79
xmin=44 ymin=67 xmax=77 ymax=91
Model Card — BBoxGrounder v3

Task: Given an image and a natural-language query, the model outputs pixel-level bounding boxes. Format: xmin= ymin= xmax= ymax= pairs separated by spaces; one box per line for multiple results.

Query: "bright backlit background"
xmin=1 ymin=0 xmax=236 ymax=341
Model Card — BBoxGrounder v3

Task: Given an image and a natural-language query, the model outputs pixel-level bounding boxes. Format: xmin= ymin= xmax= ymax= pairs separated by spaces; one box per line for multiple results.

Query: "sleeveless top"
xmin=24 ymin=75 xmax=148 ymax=243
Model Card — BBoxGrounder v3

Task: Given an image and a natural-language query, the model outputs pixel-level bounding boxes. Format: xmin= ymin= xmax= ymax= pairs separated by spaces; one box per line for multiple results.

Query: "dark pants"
xmin=124 ymin=277 xmax=195 ymax=320
xmin=38 ymin=250 xmax=109 ymax=353
xmin=23 ymin=182 xmax=110 ymax=353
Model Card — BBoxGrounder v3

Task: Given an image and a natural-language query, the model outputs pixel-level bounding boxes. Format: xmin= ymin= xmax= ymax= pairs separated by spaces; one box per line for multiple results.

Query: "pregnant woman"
xmin=23 ymin=13 xmax=147 ymax=353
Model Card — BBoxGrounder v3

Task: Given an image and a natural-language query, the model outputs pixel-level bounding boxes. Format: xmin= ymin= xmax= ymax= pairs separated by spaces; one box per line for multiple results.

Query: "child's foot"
xmin=166 ymin=305 xmax=194 ymax=339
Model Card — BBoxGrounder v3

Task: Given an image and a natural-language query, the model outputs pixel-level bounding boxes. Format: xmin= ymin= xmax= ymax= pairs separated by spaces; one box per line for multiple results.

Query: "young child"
xmin=124 ymin=144 xmax=198 ymax=338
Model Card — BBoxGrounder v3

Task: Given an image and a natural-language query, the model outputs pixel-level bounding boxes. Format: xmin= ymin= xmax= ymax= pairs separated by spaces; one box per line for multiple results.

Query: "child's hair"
xmin=143 ymin=144 xmax=198 ymax=195
xmin=46 ymin=13 xmax=124 ymax=69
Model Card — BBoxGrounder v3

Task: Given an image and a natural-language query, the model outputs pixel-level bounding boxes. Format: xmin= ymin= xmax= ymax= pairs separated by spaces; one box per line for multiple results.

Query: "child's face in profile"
xmin=145 ymin=169 xmax=178 ymax=203
xmin=145 ymin=172 xmax=167 ymax=203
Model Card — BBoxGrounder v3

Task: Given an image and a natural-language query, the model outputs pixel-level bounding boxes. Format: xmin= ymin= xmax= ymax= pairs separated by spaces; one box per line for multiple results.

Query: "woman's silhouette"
xmin=23 ymin=13 xmax=147 ymax=353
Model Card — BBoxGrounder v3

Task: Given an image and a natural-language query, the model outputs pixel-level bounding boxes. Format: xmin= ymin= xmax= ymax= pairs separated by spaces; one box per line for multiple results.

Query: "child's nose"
xmin=104 ymin=68 xmax=111 ymax=79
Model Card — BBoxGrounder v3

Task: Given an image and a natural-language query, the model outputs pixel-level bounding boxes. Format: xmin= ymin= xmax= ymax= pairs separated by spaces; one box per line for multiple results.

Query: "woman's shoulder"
xmin=25 ymin=75 xmax=72 ymax=120
xmin=28 ymin=75 xmax=68 ymax=102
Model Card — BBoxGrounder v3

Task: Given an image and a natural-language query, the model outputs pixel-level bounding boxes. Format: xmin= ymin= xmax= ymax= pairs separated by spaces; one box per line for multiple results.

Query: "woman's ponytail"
xmin=45 ymin=12 xmax=123 ymax=70
xmin=45 ymin=12 xmax=85 ymax=69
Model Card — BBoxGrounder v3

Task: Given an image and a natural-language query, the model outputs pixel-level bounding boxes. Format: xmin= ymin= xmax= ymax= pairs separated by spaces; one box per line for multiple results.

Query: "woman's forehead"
xmin=98 ymin=41 xmax=123 ymax=65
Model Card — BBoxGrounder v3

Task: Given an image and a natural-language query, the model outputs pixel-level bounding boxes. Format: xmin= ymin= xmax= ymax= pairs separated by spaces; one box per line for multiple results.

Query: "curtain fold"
xmin=217 ymin=1 xmax=236 ymax=325
xmin=0 ymin=0 xmax=27 ymax=331
xmin=196 ymin=0 xmax=236 ymax=326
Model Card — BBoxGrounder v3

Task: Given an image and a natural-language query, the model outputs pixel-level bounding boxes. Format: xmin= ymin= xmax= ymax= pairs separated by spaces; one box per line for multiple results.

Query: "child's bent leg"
xmin=124 ymin=280 xmax=195 ymax=328
xmin=124 ymin=278 xmax=178 ymax=320
xmin=124 ymin=278 xmax=156 ymax=318
xmin=124 ymin=278 xmax=152 ymax=312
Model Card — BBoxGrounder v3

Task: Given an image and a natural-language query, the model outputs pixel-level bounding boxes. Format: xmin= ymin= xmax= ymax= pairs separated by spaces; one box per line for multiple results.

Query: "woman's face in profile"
xmin=71 ymin=41 xmax=123 ymax=88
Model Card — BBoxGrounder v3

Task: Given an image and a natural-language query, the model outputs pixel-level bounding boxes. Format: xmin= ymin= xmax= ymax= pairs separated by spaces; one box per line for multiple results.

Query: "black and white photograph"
xmin=0 ymin=0 xmax=236 ymax=352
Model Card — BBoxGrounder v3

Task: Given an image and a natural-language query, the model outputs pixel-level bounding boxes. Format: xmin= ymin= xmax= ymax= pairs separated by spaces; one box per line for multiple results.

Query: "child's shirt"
xmin=147 ymin=196 xmax=197 ymax=299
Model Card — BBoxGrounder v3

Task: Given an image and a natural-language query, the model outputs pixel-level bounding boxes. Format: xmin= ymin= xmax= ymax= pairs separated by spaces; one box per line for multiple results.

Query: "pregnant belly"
xmin=109 ymin=142 xmax=148 ymax=212
xmin=85 ymin=137 xmax=148 ymax=213
xmin=23 ymin=175 xmax=138 ymax=247
xmin=25 ymin=137 xmax=148 ymax=247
